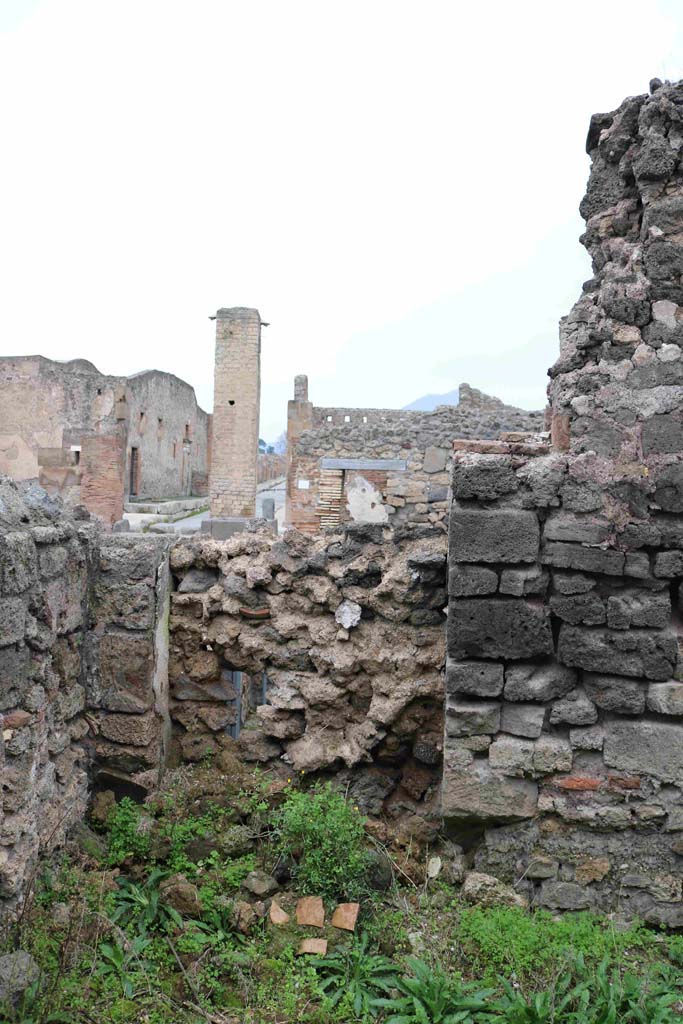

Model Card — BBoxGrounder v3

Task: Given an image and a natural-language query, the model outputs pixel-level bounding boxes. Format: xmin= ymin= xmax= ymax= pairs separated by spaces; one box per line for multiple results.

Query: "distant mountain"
xmin=403 ymin=387 xmax=460 ymax=412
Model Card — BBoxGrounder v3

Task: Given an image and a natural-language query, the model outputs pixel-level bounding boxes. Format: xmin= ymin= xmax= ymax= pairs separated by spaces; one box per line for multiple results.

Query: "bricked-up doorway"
xmin=129 ymin=446 xmax=140 ymax=496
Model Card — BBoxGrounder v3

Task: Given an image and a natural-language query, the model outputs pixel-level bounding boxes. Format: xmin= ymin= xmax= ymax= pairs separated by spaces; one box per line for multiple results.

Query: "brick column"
xmin=209 ymin=308 xmax=261 ymax=519
xmin=285 ymin=374 xmax=315 ymax=528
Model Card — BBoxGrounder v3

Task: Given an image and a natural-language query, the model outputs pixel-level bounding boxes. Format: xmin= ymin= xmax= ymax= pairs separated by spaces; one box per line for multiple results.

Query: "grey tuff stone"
xmin=544 ymin=515 xmax=612 ymax=545
xmin=448 ymin=565 xmax=498 ymax=597
xmin=442 ymin=763 xmax=538 ymax=822
xmin=451 ymin=456 xmax=519 ymax=500
xmin=499 ymin=567 xmax=548 ymax=596
xmin=557 ymin=625 xmax=678 ymax=680
xmin=450 ymin=509 xmax=540 ymax=564
xmin=647 ymin=681 xmax=683 ymax=716
xmin=583 ymin=674 xmax=646 ymax=714
xmin=569 ymin=725 xmax=605 ymax=750
xmin=604 ymin=719 xmax=683 ymax=784
xmin=446 ymin=659 xmax=504 ymax=697
xmin=501 ymin=703 xmax=546 ymax=739
xmin=549 ymin=592 xmax=606 ymax=625
xmin=552 ymin=572 xmax=596 ymax=595
xmin=504 ymin=662 xmax=577 ymax=703
xmin=445 ymin=699 xmax=501 ymax=737
xmin=178 ymin=568 xmax=219 ymax=593
xmin=448 ymin=599 xmax=553 ymax=660
xmin=542 ymin=542 xmax=624 ymax=575
xmin=549 ymin=688 xmax=598 ymax=725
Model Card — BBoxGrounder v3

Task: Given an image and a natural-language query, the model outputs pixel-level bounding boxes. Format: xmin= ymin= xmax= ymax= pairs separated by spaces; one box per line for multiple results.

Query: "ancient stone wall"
xmin=444 ymin=82 xmax=683 ymax=924
xmin=286 ymin=381 xmax=544 ymax=533
xmin=0 ymin=478 xmax=170 ymax=910
xmin=0 ymin=355 xmax=210 ymax=519
xmin=167 ymin=522 xmax=447 ymax=824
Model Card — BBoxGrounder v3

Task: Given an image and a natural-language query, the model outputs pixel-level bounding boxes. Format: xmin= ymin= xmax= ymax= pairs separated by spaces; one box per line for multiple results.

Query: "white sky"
xmin=1 ymin=0 xmax=683 ymax=441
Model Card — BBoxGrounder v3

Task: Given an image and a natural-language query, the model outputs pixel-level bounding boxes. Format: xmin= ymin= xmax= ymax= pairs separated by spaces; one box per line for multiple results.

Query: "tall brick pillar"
xmin=285 ymin=374 xmax=315 ymax=529
xmin=209 ymin=308 xmax=261 ymax=520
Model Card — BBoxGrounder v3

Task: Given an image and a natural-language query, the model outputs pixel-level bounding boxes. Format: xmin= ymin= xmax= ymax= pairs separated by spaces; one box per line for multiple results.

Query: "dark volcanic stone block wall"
xmin=445 ymin=79 xmax=683 ymax=925
xmin=445 ymin=439 xmax=683 ymax=924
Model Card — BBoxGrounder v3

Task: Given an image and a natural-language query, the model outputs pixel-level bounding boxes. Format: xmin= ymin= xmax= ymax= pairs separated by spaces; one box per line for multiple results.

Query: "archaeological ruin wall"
xmin=167 ymin=522 xmax=447 ymax=824
xmin=0 ymin=478 xmax=170 ymax=906
xmin=0 ymin=355 xmax=210 ymax=526
xmin=444 ymin=80 xmax=683 ymax=926
xmin=286 ymin=377 xmax=544 ymax=533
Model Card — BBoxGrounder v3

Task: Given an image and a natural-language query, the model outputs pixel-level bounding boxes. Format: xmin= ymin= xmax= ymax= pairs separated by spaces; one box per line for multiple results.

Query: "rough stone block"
xmin=0 ymin=533 xmax=37 ymax=594
xmin=451 ymin=456 xmax=519 ymax=500
xmin=549 ymin=688 xmax=598 ymax=725
xmin=654 ymin=464 xmax=683 ymax=512
xmin=542 ymin=542 xmax=624 ymax=575
xmin=97 ymin=711 xmax=160 ymax=747
xmin=96 ymin=633 xmax=155 ymax=712
xmin=448 ymin=599 xmax=553 ymax=660
xmin=552 ymin=572 xmax=595 ymax=595
xmin=539 ymin=881 xmax=593 ymax=910
xmin=624 ymin=552 xmax=652 ymax=578
xmin=642 ymin=413 xmax=683 ymax=455
xmin=532 ymin=736 xmax=572 ymax=774
xmin=583 ymin=674 xmax=646 ymax=714
xmin=569 ymin=725 xmax=604 ymax=750
xmin=557 ymin=625 xmax=678 ymax=680
xmin=549 ymin=592 xmax=606 ymax=625
xmin=501 ymin=702 xmax=546 ymax=738
xmin=544 ymin=515 xmax=611 ymax=545
xmin=606 ymin=590 xmax=670 ymax=630
xmin=654 ymin=551 xmax=683 ymax=577
xmin=445 ymin=659 xmax=504 ymax=697
xmin=445 ymin=699 xmax=501 ymax=737
xmin=604 ymin=720 xmax=683 ymax=784
xmin=449 ymin=509 xmax=540 ymax=564
xmin=448 ymin=565 xmax=498 ymax=597
xmin=499 ymin=567 xmax=548 ymax=596
xmin=504 ymin=661 xmax=577 ymax=702
xmin=423 ymin=446 xmax=449 ymax=474
xmin=0 ymin=647 xmax=30 ymax=710
xmin=0 ymin=598 xmax=26 ymax=647
xmin=647 ymin=681 xmax=683 ymax=716
xmin=442 ymin=762 xmax=538 ymax=822
xmin=488 ymin=735 xmax=534 ymax=775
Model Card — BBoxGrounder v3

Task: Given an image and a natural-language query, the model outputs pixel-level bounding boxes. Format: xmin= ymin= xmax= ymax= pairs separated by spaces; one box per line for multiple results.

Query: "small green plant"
xmin=313 ymin=932 xmax=397 ymax=1017
xmin=456 ymin=905 xmax=652 ymax=986
xmin=105 ymin=797 xmax=150 ymax=866
xmin=95 ymin=936 xmax=153 ymax=998
xmin=372 ymin=957 xmax=494 ymax=1024
xmin=275 ymin=782 xmax=369 ymax=901
xmin=109 ymin=868 xmax=183 ymax=934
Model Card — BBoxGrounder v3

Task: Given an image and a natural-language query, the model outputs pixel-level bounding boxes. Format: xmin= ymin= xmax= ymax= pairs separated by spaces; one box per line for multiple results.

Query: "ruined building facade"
xmin=3 ymin=82 xmax=683 ymax=922
xmin=285 ymin=376 xmax=544 ymax=533
xmin=0 ymin=355 xmax=210 ymax=526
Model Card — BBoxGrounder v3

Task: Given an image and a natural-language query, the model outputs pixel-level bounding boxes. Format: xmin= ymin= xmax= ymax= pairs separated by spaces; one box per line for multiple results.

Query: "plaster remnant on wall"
xmin=345 ymin=474 xmax=389 ymax=524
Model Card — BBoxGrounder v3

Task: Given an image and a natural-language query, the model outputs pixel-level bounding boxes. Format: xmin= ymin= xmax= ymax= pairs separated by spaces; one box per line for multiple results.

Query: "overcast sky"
xmin=2 ymin=1 xmax=683 ymax=440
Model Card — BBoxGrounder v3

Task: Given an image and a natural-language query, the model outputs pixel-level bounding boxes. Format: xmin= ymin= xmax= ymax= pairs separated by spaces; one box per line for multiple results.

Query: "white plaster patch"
xmin=345 ymin=474 xmax=389 ymax=524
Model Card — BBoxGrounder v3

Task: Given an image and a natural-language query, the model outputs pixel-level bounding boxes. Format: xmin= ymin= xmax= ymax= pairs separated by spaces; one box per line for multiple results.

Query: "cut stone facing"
xmin=450 ymin=509 xmax=540 ymax=564
xmin=446 ymin=659 xmax=504 ymax=697
xmin=448 ymin=599 xmax=553 ymax=660
xmin=557 ymin=625 xmax=678 ymax=680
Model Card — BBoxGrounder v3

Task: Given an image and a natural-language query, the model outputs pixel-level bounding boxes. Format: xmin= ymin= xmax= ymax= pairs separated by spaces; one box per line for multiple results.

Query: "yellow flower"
xmin=287 ymin=778 xmax=291 ymax=783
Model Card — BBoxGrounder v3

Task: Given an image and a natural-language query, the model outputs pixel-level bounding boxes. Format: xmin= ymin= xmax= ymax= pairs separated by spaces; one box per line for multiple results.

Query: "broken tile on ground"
xmin=331 ymin=901 xmax=360 ymax=931
xmin=297 ymin=938 xmax=328 ymax=956
xmin=296 ymin=895 xmax=325 ymax=928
